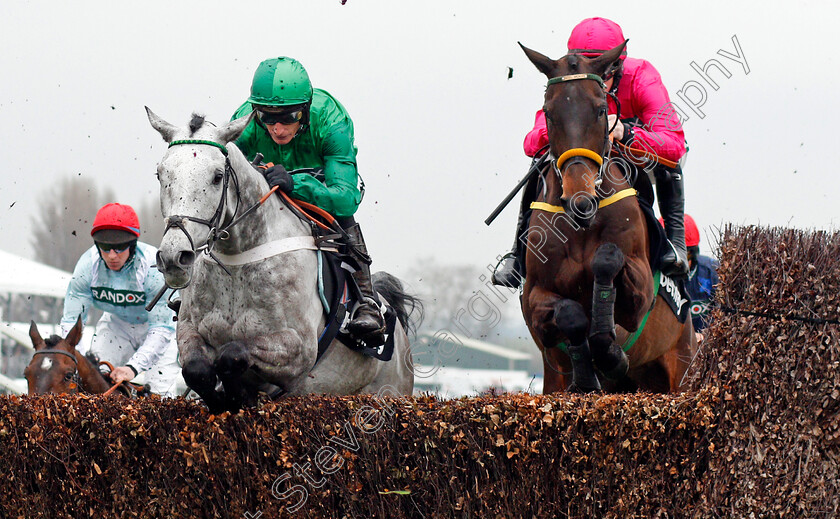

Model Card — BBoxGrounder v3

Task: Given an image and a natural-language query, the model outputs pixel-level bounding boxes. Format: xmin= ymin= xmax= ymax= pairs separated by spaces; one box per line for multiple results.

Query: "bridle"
xmin=161 ymin=139 xmax=243 ymax=285
xmin=545 ymin=72 xmax=621 ymax=188
xmin=31 ymin=349 xmax=142 ymax=396
xmin=32 ymin=349 xmax=81 ymax=390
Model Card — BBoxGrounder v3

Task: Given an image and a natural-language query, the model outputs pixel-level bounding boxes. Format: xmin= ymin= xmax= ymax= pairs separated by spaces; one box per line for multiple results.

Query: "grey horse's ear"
xmin=218 ymin=111 xmax=255 ymax=144
xmin=146 ymin=106 xmax=179 ymax=143
xmin=519 ymin=42 xmax=560 ymax=79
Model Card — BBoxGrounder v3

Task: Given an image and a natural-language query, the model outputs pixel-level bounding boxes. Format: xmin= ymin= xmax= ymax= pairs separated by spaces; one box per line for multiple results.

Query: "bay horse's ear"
xmin=146 ymin=106 xmax=179 ymax=143
xmin=65 ymin=315 xmax=83 ymax=349
xmin=218 ymin=111 xmax=255 ymax=145
xmin=519 ymin=42 xmax=560 ymax=79
xmin=590 ymin=40 xmax=629 ymax=78
xmin=29 ymin=321 xmax=45 ymax=350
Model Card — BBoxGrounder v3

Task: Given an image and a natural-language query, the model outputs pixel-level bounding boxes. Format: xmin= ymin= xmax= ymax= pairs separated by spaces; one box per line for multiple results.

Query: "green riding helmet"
xmin=248 ymin=57 xmax=313 ymax=107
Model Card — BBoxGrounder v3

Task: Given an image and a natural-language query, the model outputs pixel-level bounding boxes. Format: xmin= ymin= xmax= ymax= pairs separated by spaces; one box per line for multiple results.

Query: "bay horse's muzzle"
xmin=561 ymin=192 xmax=599 ymax=228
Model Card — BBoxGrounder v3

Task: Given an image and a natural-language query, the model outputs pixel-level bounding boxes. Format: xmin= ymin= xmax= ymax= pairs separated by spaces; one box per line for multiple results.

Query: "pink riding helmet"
xmin=567 ymin=17 xmax=628 ymax=59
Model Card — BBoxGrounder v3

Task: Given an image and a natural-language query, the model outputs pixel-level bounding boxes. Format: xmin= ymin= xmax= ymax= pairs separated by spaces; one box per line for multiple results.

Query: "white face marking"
xmin=40 ymin=357 xmax=53 ymax=371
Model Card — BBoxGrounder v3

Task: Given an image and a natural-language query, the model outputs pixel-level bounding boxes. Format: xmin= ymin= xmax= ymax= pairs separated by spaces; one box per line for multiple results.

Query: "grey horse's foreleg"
xmin=589 ymin=243 xmax=629 ymax=380
xmin=181 ymin=343 xmax=225 ymax=414
xmin=216 ymin=341 xmax=253 ymax=412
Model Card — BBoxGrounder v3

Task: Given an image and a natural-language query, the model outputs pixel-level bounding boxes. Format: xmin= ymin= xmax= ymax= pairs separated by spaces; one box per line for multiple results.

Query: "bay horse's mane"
xmin=44 ymin=335 xmax=62 ymax=347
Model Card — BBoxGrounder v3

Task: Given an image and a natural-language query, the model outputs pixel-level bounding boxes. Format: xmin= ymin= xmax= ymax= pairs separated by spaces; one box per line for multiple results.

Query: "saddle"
xmin=271 ymin=188 xmax=396 ymax=366
xmin=314 ymin=240 xmax=397 ymax=366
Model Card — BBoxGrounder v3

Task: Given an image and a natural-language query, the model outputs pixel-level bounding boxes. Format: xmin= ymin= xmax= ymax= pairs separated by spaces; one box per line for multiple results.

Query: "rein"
xmin=612 ymin=140 xmax=679 ymax=170
xmin=31 ymin=349 xmax=137 ymax=396
xmin=98 ymin=360 xmax=145 ymax=397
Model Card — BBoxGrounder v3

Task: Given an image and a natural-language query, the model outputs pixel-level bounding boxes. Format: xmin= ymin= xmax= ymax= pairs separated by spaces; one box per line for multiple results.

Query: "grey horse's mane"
xmin=188 ymin=113 xmax=216 ymax=136
xmin=188 ymin=114 xmax=205 ymax=135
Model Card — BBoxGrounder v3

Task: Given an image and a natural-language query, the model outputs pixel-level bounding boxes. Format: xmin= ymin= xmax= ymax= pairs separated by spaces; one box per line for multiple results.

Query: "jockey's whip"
xmin=484 ymin=145 xmax=550 ymax=226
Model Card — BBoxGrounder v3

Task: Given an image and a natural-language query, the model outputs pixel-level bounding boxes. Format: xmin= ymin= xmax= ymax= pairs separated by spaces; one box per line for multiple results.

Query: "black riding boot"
xmin=343 ymin=222 xmax=387 ymax=345
xmin=656 ymin=168 xmax=689 ymax=277
xmin=492 ymin=168 xmax=541 ymax=288
xmin=491 ymin=208 xmax=530 ymax=288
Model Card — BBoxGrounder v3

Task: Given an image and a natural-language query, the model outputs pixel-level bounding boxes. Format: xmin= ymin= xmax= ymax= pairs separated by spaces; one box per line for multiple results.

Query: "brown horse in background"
xmin=518 ymin=42 xmax=696 ymax=394
xmin=24 ymin=317 xmax=137 ymax=396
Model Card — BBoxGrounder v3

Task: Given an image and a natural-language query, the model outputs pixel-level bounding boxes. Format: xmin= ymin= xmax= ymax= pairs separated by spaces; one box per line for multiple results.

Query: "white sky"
xmin=1 ymin=0 xmax=837 ymax=281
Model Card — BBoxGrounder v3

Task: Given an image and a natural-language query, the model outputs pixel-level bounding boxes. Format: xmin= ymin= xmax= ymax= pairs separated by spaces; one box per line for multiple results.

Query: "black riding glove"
xmin=265 ymin=165 xmax=294 ymax=194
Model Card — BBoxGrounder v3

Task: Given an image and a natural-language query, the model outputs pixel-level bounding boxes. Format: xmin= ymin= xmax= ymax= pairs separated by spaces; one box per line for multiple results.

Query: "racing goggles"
xmin=257 ymin=109 xmax=304 ymax=126
xmin=96 ymin=241 xmax=133 ymax=254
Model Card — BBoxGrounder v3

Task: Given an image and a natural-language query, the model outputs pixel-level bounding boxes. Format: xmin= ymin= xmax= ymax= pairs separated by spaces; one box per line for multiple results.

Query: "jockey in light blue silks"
xmin=60 ymin=203 xmax=180 ymax=397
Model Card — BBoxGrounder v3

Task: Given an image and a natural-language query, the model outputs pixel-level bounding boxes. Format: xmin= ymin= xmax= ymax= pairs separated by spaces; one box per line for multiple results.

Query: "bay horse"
xmin=518 ymin=42 xmax=696 ymax=393
xmin=24 ymin=317 xmax=116 ymax=395
xmin=146 ymin=108 xmax=418 ymax=413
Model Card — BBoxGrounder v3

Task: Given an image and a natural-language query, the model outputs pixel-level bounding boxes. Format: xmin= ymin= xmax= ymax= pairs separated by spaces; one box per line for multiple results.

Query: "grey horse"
xmin=146 ymin=108 xmax=419 ymax=412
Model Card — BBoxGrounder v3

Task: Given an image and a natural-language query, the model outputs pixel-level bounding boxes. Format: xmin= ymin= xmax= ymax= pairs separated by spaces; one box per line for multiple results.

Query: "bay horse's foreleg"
xmin=589 ymin=243 xmax=629 ymax=381
xmin=555 ymin=300 xmax=601 ymax=393
xmin=526 ymin=287 xmax=599 ymax=393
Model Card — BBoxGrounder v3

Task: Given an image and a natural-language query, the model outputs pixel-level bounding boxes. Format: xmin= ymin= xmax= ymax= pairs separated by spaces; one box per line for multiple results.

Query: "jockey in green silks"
xmin=231 ymin=56 xmax=386 ymax=347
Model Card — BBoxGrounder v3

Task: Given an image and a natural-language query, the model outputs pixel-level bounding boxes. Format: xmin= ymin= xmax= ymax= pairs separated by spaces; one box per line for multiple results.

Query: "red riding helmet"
xmin=91 ymin=203 xmax=140 ymax=244
xmin=659 ymin=214 xmax=700 ymax=248
xmin=567 ymin=17 xmax=628 ymax=59
xmin=684 ymin=214 xmax=700 ymax=247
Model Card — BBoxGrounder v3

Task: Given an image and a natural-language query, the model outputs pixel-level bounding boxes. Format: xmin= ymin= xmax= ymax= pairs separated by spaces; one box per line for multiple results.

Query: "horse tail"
xmin=372 ymin=271 xmax=424 ymax=337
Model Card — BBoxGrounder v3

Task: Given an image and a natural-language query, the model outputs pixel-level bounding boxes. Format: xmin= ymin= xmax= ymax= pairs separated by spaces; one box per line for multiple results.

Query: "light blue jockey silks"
xmin=60 ymin=242 xmax=176 ymax=373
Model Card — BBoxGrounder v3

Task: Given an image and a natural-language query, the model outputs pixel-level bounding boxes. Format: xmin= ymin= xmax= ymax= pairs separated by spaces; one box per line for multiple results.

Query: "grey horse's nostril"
xmin=156 ymin=250 xmax=165 ymax=270
xmin=177 ymin=251 xmax=196 ymax=267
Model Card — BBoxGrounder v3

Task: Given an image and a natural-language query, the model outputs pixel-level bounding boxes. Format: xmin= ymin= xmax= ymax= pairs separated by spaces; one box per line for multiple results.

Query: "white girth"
xmin=202 ymin=236 xmax=334 ymax=266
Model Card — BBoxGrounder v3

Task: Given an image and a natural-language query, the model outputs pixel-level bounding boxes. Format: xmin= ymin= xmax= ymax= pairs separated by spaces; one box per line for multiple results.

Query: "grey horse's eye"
xmin=212 ymin=172 xmax=224 ymax=185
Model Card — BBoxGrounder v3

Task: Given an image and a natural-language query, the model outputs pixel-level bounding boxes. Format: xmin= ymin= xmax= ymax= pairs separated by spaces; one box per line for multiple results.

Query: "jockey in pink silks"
xmin=493 ymin=17 xmax=689 ymax=288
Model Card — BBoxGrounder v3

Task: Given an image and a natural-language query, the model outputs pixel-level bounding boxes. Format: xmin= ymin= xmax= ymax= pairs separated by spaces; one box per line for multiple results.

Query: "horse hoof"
xmin=595 ymin=349 xmax=629 ymax=381
xmin=568 ymin=382 xmax=601 ymax=394
xmin=216 ymin=341 xmax=251 ymax=379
